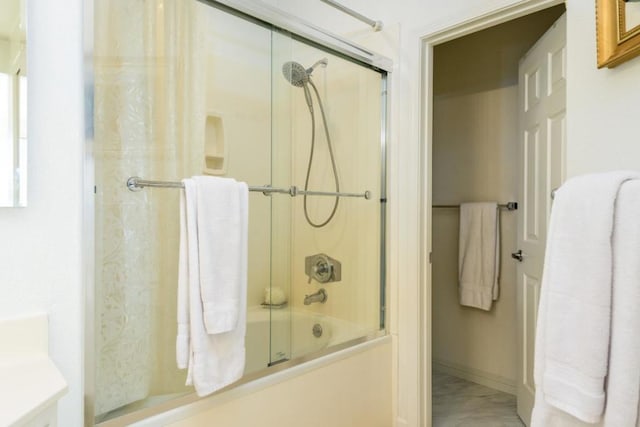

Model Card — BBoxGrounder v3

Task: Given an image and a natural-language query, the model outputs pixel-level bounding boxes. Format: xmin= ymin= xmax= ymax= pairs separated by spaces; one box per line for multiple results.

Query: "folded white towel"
xmin=177 ymin=176 xmax=248 ymax=397
xmin=458 ymin=202 xmax=500 ymax=310
xmin=532 ymin=171 xmax=640 ymax=425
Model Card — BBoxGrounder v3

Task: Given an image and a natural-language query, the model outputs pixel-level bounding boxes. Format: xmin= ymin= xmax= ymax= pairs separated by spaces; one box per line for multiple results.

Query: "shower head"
xmin=282 ymin=58 xmax=329 ymax=87
xmin=282 ymin=61 xmax=309 ymax=87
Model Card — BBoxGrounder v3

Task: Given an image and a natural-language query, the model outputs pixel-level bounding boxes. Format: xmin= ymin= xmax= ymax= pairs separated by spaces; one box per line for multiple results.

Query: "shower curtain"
xmin=94 ymin=0 xmax=204 ymax=415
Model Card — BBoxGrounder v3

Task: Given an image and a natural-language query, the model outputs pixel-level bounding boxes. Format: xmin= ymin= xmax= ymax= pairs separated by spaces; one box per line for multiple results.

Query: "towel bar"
xmin=432 ymin=202 xmax=518 ymax=211
xmin=126 ymin=176 xmax=372 ymax=200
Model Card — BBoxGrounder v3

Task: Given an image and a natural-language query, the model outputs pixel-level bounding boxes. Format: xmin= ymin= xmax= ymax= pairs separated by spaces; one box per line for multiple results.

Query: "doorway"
xmin=427 ymin=5 xmax=565 ymax=426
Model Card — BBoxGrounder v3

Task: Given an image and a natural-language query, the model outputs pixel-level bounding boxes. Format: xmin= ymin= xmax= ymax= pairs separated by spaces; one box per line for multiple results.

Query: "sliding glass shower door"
xmin=271 ymin=30 xmax=384 ymax=363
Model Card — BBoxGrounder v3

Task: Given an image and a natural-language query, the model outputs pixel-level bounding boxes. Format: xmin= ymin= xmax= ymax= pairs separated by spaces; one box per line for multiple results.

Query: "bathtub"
xmin=244 ymin=306 xmax=367 ymax=375
xmin=96 ymin=307 xmax=374 ymax=425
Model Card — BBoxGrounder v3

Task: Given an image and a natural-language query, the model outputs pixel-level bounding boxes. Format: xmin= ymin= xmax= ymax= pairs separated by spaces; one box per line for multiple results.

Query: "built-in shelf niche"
xmin=204 ymin=112 xmax=226 ymax=175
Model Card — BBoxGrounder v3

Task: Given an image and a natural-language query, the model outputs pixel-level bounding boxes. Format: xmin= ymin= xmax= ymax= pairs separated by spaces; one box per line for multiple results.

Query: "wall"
xmin=0 ymin=40 xmax=9 ymax=72
xmin=565 ymin=2 xmax=640 ymax=177
xmin=0 ymin=0 xmax=23 ymax=74
xmin=0 ymin=1 xmax=84 ymax=426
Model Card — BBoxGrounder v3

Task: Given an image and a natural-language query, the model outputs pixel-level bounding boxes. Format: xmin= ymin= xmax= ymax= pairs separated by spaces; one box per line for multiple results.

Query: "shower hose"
xmin=301 ymin=79 xmax=340 ymax=228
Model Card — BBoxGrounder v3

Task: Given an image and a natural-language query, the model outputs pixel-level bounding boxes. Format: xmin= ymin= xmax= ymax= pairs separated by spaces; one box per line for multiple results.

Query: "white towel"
xmin=176 ymin=185 xmax=191 ymax=369
xmin=532 ymin=171 xmax=640 ymax=425
xmin=603 ymin=179 xmax=640 ymax=426
xmin=458 ymin=202 xmax=500 ymax=310
xmin=193 ymin=176 xmax=246 ymax=334
xmin=177 ymin=176 xmax=248 ymax=397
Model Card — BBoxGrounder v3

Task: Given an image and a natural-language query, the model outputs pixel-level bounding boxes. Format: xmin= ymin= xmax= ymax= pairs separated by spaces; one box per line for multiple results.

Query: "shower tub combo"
xmin=89 ymin=0 xmax=390 ymax=424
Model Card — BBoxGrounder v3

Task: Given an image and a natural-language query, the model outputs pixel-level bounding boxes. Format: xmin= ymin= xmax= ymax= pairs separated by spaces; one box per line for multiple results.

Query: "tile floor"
xmin=432 ymin=371 xmax=525 ymax=427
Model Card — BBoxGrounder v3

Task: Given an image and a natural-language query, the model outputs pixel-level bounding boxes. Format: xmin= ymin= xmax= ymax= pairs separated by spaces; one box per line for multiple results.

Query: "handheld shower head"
xmin=281 ymin=57 xmax=339 ymax=228
xmin=282 ymin=61 xmax=309 ymax=87
xmin=282 ymin=58 xmax=329 ymax=87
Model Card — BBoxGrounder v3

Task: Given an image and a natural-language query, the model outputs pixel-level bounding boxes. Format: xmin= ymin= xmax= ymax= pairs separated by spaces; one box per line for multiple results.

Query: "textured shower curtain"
xmin=94 ymin=0 xmax=203 ymax=415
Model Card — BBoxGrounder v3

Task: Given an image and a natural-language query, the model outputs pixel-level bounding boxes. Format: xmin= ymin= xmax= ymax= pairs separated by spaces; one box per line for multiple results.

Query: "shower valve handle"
xmin=305 ymin=253 xmax=341 ymax=284
xmin=308 ymin=257 xmax=332 ymax=283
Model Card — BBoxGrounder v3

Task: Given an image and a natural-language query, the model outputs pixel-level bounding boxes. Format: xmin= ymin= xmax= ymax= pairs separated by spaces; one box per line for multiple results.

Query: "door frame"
xmin=416 ymin=0 xmax=565 ymax=424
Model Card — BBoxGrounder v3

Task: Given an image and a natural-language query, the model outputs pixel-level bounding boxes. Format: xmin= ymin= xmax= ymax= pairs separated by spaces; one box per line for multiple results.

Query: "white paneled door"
xmin=515 ymin=13 xmax=566 ymax=426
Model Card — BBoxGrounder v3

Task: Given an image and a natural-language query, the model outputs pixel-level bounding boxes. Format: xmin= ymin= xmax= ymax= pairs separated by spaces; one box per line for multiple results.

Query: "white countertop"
xmin=0 ymin=314 xmax=67 ymax=427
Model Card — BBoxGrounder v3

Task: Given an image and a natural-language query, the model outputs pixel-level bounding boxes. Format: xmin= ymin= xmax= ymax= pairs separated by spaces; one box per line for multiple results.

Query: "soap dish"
xmin=261 ymin=302 xmax=288 ymax=309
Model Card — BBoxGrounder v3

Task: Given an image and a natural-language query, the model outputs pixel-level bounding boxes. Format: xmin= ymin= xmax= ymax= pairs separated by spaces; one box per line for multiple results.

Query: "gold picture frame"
xmin=597 ymin=0 xmax=640 ymax=68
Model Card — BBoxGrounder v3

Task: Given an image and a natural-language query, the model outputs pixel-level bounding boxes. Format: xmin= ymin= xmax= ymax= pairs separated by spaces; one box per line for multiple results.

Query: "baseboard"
xmin=432 ymin=359 xmax=516 ymax=395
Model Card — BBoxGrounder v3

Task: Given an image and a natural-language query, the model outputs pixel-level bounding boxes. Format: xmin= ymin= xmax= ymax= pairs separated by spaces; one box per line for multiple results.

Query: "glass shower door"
xmin=94 ymin=1 xmax=278 ymax=421
xmin=271 ymin=30 xmax=385 ymax=362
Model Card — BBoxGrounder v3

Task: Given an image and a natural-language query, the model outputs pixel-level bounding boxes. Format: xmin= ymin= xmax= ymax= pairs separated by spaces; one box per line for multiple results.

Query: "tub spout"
xmin=304 ymin=288 xmax=328 ymax=305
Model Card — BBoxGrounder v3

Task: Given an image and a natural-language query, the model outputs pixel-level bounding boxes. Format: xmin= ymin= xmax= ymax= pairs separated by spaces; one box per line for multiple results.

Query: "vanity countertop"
xmin=0 ymin=314 xmax=67 ymax=426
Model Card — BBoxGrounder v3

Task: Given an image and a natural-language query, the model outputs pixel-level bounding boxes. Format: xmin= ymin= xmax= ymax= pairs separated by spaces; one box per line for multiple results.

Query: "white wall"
xmin=565 ymin=2 xmax=640 ymax=177
xmin=0 ymin=1 xmax=84 ymax=426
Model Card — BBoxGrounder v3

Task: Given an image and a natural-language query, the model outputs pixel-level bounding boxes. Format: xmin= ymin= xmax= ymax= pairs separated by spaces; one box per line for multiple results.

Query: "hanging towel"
xmin=176 ymin=184 xmax=191 ymax=370
xmin=177 ymin=176 xmax=249 ymax=397
xmin=458 ymin=202 xmax=500 ymax=311
xmin=531 ymin=171 xmax=640 ymax=426
xmin=193 ymin=176 xmax=247 ymax=334
xmin=603 ymin=179 xmax=640 ymax=426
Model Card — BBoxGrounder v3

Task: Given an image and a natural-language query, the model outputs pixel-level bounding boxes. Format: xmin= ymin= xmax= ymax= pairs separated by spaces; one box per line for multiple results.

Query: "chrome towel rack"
xmin=126 ymin=176 xmax=372 ymax=200
xmin=433 ymin=202 xmax=518 ymax=211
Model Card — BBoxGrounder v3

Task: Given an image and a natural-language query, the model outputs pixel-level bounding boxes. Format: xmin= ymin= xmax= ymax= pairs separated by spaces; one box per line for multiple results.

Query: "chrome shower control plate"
xmin=305 ymin=253 xmax=341 ymax=284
